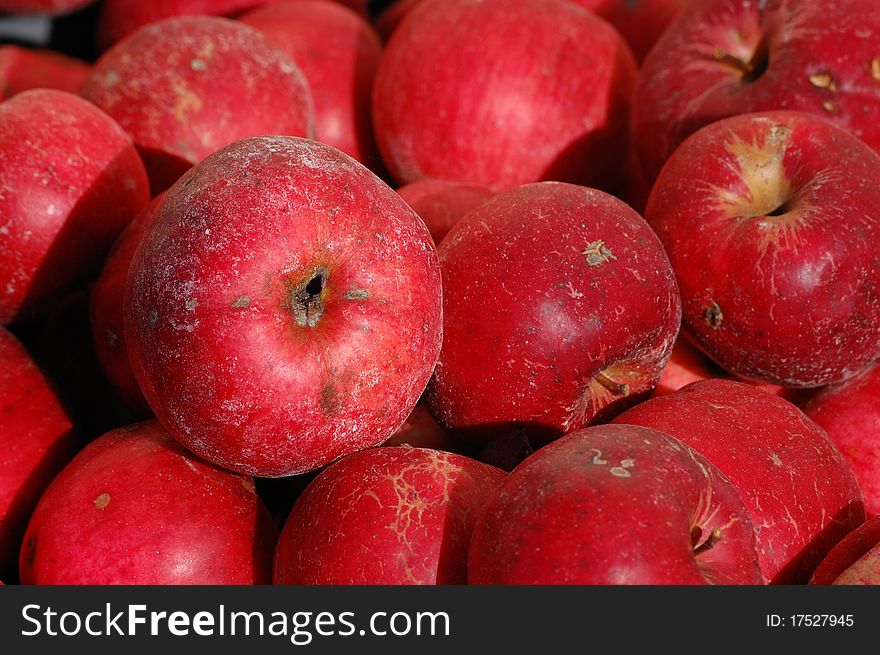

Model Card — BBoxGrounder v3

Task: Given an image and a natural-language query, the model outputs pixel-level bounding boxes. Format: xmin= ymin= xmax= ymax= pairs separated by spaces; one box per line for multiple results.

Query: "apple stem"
xmin=595 ymin=372 xmax=630 ymax=397
xmin=693 ymin=528 xmax=723 ymax=556
xmin=712 ymin=48 xmax=755 ymax=77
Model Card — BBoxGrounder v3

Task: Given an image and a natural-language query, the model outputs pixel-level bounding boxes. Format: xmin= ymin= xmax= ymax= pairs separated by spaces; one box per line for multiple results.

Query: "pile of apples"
xmin=3 ymin=0 xmax=880 ymax=586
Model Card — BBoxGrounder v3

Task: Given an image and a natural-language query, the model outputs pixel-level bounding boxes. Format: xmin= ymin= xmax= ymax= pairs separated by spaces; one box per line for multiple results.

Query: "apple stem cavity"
xmin=692 ymin=527 xmax=723 ymax=556
xmin=595 ymin=372 xmax=630 ymax=398
xmin=288 ymin=267 xmax=328 ymax=328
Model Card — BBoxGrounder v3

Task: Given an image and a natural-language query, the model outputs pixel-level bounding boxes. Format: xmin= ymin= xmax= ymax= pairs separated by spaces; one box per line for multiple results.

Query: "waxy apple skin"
xmin=633 ymin=0 xmax=880 ymax=181
xmin=126 ymin=136 xmax=443 ymax=477
xmin=19 ymin=421 xmax=276 ymax=585
xmin=0 ymin=327 xmax=76 ymax=581
xmin=573 ymin=0 xmax=686 ymax=63
xmin=428 ymin=182 xmax=680 ymax=440
xmin=802 ymin=365 xmax=880 ymax=517
xmin=646 ymin=111 xmax=880 ymax=388
xmin=372 ymin=0 xmax=637 ymax=192
xmin=811 ymin=517 xmax=880 ymax=585
xmin=469 ymin=424 xmax=762 ymax=585
xmin=82 ymin=16 xmax=314 ymax=193
xmin=614 ymin=379 xmax=866 ymax=584
xmin=0 ymin=89 xmax=150 ymax=325
xmin=273 ymin=447 xmax=505 ymax=585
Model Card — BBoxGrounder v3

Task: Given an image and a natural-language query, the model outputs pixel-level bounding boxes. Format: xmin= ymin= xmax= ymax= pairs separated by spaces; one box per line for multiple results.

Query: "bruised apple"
xmin=0 ymin=327 xmax=76 ymax=581
xmin=0 ymin=89 xmax=149 ymax=325
xmin=646 ymin=111 xmax=880 ymax=388
xmin=396 ymin=179 xmax=494 ymax=244
xmin=614 ymin=379 xmax=865 ymax=583
xmin=126 ymin=137 xmax=443 ymax=477
xmin=427 ymin=182 xmax=680 ymax=441
xmin=273 ymin=447 xmax=505 ymax=584
xmin=82 ymin=16 xmax=314 ymax=193
xmin=469 ymin=424 xmax=762 ymax=585
xmin=19 ymin=421 xmax=276 ymax=584
xmin=372 ymin=0 xmax=637 ymax=192
xmin=633 ymin=0 xmax=880 ymax=181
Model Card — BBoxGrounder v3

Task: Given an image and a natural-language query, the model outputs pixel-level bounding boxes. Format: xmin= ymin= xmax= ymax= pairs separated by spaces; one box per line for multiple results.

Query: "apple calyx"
xmin=287 ymin=267 xmax=328 ymax=328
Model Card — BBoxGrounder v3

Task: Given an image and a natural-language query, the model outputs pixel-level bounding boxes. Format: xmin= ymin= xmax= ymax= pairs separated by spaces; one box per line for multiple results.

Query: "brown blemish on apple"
xmin=808 ymin=71 xmax=837 ymax=92
xmin=609 ymin=466 xmax=631 ymax=478
xmin=320 ymin=380 xmax=340 ymax=415
xmin=871 ymin=58 xmax=880 ymax=81
xmin=582 ymin=240 xmax=616 ymax=266
xmin=822 ymin=100 xmax=839 ymax=113
xmin=93 ymin=493 xmax=111 ymax=509
xmin=345 ymin=288 xmax=370 ymax=301
xmin=704 ymin=301 xmax=724 ymax=328
xmin=232 ymin=295 xmax=250 ymax=308
xmin=590 ymin=449 xmax=608 ymax=466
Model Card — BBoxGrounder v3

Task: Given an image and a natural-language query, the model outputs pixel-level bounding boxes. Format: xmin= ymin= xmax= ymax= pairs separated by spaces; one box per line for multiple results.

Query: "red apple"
xmin=90 ymin=195 xmax=166 ymax=416
xmin=239 ymin=0 xmax=382 ymax=167
xmin=469 ymin=424 xmax=762 ymax=584
xmin=802 ymin=365 xmax=880 ymax=517
xmin=0 ymin=89 xmax=150 ymax=325
xmin=374 ymin=0 xmax=422 ymax=42
xmin=273 ymin=446 xmax=505 ymax=584
xmin=427 ymin=182 xmax=680 ymax=441
xmin=81 ymin=16 xmax=314 ymax=193
xmin=396 ymin=178 xmax=494 ymax=244
xmin=372 ymin=0 xmax=637 ymax=192
xmin=97 ymin=0 xmax=369 ymax=51
xmin=383 ymin=404 xmax=457 ymax=452
xmin=0 ymin=326 xmax=76 ymax=581
xmin=811 ymin=517 xmax=880 ymax=585
xmin=126 ymin=136 xmax=443 ymax=477
xmin=0 ymin=46 xmax=90 ymax=101
xmin=646 ymin=111 xmax=880 ymax=388
xmin=0 ymin=0 xmax=93 ymax=13
xmin=633 ymin=0 xmax=880 ymax=181
xmin=19 ymin=420 xmax=276 ymax=584
xmin=655 ymin=338 xmax=719 ymax=396
xmin=613 ymin=379 xmax=865 ymax=584
xmin=571 ymin=0 xmax=686 ymax=63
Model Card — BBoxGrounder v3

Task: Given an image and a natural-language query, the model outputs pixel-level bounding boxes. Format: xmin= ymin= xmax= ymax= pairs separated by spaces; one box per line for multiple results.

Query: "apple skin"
xmin=571 ymin=0 xmax=686 ymax=63
xmin=372 ymin=0 xmax=637 ymax=192
xmin=19 ymin=420 xmax=277 ymax=585
xmin=383 ymin=404 xmax=457 ymax=452
xmin=126 ymin=136 xmax=443 ymax=477
xmin=0 ymin=46 xmax=90 ymax=101
xmin=801 ymin=365 xmax=880 ymax=517
xmin=0 ymin=326 xmax=76 ymax=582
xmin=646 ymin=111 xmax=880 ymax=388
xmin=0 ymin=0 xmax=93 ymax=14
xmin=97 ymin=0 xmax=369 ymax=50
xmin=427 ymin=181 xmax=680 ymax=441
xmin=82 ymin=16 xmax=315 ymax=194
xmin=90 ymin=195 xmax=166 ymax=416
xmin=811 ymin=517 xmax=880 ymax=585
xmin=273 ymin=446 xmax=505 ymax=584
xmin=469 ymin=424 xmax=762 ymax=585
xmin=613 ymin=379 xmax=866 ymax=584
xmin=0 ymin=89 xmax=150 ymax=325
xmin=396 ymin=179 xmax=495 ymax=244
xmin=633 ymin=0 xmax=880 ymax=181
xmin=655 ymin=338 xmax=720 ymax=396
xmin=240 ymin=1 xmax=382 ymax=168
